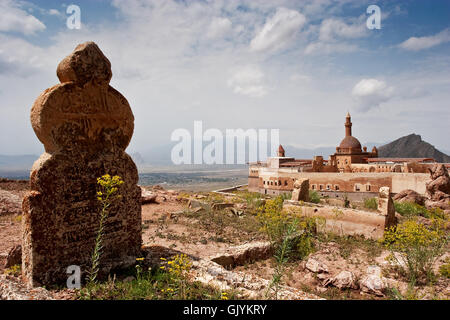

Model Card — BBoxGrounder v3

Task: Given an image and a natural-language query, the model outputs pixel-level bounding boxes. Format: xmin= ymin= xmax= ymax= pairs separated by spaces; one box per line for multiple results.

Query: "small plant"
xmin=343 ymin=194 xmax=350 ymax=208
xmin=280 ymin=192 xmax=292 ymax=201
xmin=86 ymin=174 xmax=124 ymax=286
xmin=4 ymin=264 xmax=21 ymax=277
xmin=382 ymin=219 xmax=448 ymax=285
xmin=160 ymin=254 xmax=193 ymax=299
xmin=439 ymin=258 xmax=450 ymax=279
xmin=364 ymin=197 xmax=378 ymax=210
xmin=266 ymin=218 xmax=298 ymax=300
xmin=309 ymin=190 xmax=321 ymax=204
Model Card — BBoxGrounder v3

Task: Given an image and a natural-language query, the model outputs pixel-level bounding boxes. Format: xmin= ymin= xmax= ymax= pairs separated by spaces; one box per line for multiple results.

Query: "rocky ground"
xmin=0 ymin=179 xmax=449 ymax=300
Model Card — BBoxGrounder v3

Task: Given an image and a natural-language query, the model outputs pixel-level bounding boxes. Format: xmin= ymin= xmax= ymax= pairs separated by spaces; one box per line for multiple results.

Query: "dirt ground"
xmin=0 ymin=181 xmax=449 ymax=300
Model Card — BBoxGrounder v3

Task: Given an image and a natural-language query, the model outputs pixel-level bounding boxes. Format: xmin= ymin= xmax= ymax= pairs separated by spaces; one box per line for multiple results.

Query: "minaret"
xmin=345 ymin=112 xmax=352 ymax=137
xmin=278 ymin=144 xmax=285 ymax=157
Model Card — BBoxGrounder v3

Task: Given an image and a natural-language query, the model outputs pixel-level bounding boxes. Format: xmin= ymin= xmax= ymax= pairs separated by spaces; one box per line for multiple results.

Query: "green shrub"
xmin=79 ymin=254 xmax=235 ymax=300
xmin=280 ymin=192 xmax=292 ymax=201
xmin=382 ymin=219 xmax=448 ymax=285
xmin=364 ymin=197 xmax=378 ymax=210
xmin=439 ymin=258 xmax=450 ymax=279
xmin=87 ymin=174 xmax=124 ymax=286
xmin=394 ymin=201 xmax=446 ymax=219
xmin=309 ymin=190 xmax=321 ymax=204
xmin=257 ymin=196 xmax=320 ymax=299
xmin=4 ymin=264 xmax=21 ymax=277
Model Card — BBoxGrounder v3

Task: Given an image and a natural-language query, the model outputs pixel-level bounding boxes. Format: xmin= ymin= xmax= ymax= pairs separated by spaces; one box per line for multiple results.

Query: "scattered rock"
xmin=211 ymin=203 xmax=234 ymax=211
xmin=4 ymin=245 xmax=21 ymax=269
xmin=323 ymin=271 xmax=357 ymax=289
xmin=141 ymin=188 xmax=157 ymax=204
xmin=425 ymin=164 xmax=450 ymax=210
xmin=393 ymin=189 xmax=426 ymax=206
xmin=305 ymin=258 xmax=329 ymax=274
xmin=210 ymin=242 xmax=273 ymax=268
xmin=359 ymin=265 xmax=387 ymax=296
xmin=228 ymin=207 xmax=244 ymax=216
xmin=0 ymin=190 xmax=22 ymax=216
xmin=0 ymin=275 xmax=54 ymax=300
xmin=187 ymin=199 xmax=209 ymax=210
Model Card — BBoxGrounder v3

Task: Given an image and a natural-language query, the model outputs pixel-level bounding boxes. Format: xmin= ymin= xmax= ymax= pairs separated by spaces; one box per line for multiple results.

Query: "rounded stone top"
xmin=339 ymin=136 xmax=362 ymax=150
xmin=57 ymin=41 xmax=112 ymax=86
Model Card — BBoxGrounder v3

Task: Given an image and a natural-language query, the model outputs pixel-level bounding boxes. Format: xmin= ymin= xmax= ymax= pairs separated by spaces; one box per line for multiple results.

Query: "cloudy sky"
xmin=0 ymin=0 xmax=449 ymax=158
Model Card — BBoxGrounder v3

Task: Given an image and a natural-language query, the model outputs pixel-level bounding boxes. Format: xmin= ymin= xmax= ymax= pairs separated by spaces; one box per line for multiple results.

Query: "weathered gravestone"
xmin=291 ymin=179 xmax=310 ymax=202
xmin=377 ymin=187 xmax=396 ymax=230
xmin=22 ymin=42 xmax=142 ymax=287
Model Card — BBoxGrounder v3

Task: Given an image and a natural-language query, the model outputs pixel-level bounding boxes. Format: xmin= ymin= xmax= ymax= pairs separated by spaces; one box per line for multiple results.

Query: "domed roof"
xmin=339 ymin=136 xmax=362 ymax=150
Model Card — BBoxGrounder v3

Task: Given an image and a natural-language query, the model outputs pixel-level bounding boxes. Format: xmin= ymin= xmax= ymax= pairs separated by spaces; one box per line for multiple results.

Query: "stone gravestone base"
xmin=22 ymin=42 xmax=142 ymax=287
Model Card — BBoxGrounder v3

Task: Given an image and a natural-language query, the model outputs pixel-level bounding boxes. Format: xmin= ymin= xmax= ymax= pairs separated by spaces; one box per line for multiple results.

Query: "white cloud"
xmin=0 ymin=0 xmax=46 ymax=35
xmin=318 ymin=18 xmax=366 ymax=41
xmin=304 ymin=17 xmax=366 ymax=55
xmin=206 ymin=17 xmax=232 ymax=39
xmin=250 ymin=7 xmax=306 ymax=53
xmin=352 ymin=78 xmax=395 ymax=112
xmin=48 ymin=9 xmax=61 ymax=16
xmin=227 ymin=65 xmax=267 ymax=98
xmin=399 ymin=28 xmax=450 ymax=51
xmin=304 ymin=41 xmax=357 ymax=55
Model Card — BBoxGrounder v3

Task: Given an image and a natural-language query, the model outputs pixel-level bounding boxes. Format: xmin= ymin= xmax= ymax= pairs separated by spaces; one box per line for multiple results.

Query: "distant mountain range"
xmin=378 ymin=134 xmax=450 ymax=163
xmin=0 ymin=134 xmax=448 ymax=175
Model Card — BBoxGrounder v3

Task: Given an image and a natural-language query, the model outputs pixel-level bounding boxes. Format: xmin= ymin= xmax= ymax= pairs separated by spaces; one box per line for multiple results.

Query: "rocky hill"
xmin=378 ymin=134 xmax=450 ymax=163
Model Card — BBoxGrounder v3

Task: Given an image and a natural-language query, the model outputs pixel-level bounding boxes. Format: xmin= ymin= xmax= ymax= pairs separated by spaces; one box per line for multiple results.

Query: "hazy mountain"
xmin=378 ymin=134 xmax=450 ymax=163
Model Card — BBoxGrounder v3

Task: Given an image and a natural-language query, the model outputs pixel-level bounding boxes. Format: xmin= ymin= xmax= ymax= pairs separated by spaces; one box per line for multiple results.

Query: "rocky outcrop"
xmin=393 ymin=189 xmax=426 ymax=206
xmin=141 ymin=187 xmax=157 ymax=204
xmin=0 ymin=190 xmax=21 ymax=216
xmin=323 ymin=271 xmax=357 ymax=289
xmin=359 ymin=265 xmax=387 ymax=297
xmin=305 ymin=257 xmax=329 ymax=274
xmin=210 ymin=242 xmax=273 ymax=268
xmin=4 ymin=245 xmax=21 ymax=269
xmin=425 ymin=164 xmax=450 ymax=210
xmin=0 ymin=275 xmax=53 ymax=300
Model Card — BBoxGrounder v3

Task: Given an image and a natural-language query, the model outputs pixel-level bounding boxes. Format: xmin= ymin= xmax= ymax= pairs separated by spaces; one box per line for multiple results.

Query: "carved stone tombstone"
xmin=22 ymin=42 xmax=142 ymax=287
xmin=291 ymin=179 xmax=310 ymax=202
xmin=377 ymin=187 xmax=396 ymax=230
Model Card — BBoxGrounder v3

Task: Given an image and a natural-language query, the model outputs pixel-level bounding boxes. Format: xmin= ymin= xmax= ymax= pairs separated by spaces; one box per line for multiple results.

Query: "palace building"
xmin=248 ymin=113 xmax=441 ymax=200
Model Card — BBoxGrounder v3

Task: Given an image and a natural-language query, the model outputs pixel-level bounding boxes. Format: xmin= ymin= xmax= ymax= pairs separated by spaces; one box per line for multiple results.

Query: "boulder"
xmin=392 ymin=189 xmax=425 ymax=206
xmin=0 ymin=190 xmax=22 ymax=216
xmin=323 ymin=271 xmax=357 ymax=289
xmin=210 ymin=242 xmax=273 ymax=268
xmin=305 ymin=257 xmax=329 ymax=274
xmin=359 ymin=265 xmax=387 ymax=296
xmin=211 ymin=203 xmax=234 ymax=211
xmin=141 ymin=188 xmax=157 ymax=204
xmin=4 ymin=245 xmax=22 ymax=269
xmin=425 ymin=164 xmax=450 ymax=210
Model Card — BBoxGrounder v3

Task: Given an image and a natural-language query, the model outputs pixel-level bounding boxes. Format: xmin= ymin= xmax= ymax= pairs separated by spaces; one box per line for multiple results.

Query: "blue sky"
xmin=0 ymin=0 xmax=449 ymax=159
